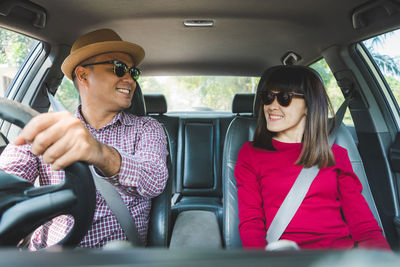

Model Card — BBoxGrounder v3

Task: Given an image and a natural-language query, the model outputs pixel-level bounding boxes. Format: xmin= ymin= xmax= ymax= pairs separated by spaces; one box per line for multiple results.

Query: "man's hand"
xmin=14 ymin=111 xmax=121 ymax=176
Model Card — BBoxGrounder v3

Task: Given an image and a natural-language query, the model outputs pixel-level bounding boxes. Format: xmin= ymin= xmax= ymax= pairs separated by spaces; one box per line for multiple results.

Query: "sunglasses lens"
xmin=114 ymin=62 xmax=127 ymax=77
xmin=112 ymin=61 xmax=141 ymax=81
xmin=261 ymin=93 xmax=275 ymax=105
xmin=260 ymin=92 xmax=294 ymax=106
xmin=130 ymin=68 xmax=141 ymax=81
xmin=277 ymin=92 xmax=292 ymax=106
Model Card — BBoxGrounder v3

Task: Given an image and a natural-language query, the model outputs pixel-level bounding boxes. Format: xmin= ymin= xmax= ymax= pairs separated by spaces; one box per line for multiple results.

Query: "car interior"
xmin=0 ymin=0 xmax=399 ymax=266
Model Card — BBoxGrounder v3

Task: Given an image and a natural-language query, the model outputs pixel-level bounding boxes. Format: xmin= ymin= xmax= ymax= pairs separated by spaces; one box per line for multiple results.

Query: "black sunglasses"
xmin=82 ymin=60 xmax=141 ymax=81
xmin=259 ymin=91 xmax=305 ymax=107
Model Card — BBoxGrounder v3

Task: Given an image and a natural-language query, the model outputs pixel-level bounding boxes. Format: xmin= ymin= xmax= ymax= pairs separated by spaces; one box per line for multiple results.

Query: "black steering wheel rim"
xmin=0 ymin=98 xmax=96 ymax=248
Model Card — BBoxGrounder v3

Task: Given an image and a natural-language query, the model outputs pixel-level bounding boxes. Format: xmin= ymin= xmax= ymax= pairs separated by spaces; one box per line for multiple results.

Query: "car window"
xmin=56 ymin=76 xmax=260 ymax=113
xmin=55 ymin=62 xmax=352 ymax=116
xmin=0 ymin=27 xmax=39 ymax=144
xmin=54 ymin=76 xmax=80 ymax=113
xmin=0 ymin=27 xmax=38 ymax=98
xmin=140 ymin=76 xmax=260 ymax=112
xmin=362 ymin=29 xmax=400 ymax=125
xmin=310 ymin=59 xmax=354 ymax=125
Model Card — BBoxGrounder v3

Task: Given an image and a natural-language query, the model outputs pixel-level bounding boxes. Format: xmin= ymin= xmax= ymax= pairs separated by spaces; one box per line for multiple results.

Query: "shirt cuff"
xmin=113 ymin=148 xmax=140 ymax=187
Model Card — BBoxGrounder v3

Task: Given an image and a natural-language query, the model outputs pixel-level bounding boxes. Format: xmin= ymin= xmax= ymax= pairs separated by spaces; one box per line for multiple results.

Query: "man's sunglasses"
xmin=82 ymin=60 xmax=141 ymax=81
xmin=259 ymin=91 xmax=305 ymax=107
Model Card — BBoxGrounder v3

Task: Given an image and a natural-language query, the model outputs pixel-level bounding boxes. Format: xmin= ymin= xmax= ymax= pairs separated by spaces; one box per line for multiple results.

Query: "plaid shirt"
xmin=0 ymin=106 xmax=168 ymax=250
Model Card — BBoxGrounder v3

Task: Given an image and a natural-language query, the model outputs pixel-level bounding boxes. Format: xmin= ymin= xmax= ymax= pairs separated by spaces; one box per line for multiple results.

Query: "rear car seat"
xmin=145 ymin=93 xmax=257 ymax=247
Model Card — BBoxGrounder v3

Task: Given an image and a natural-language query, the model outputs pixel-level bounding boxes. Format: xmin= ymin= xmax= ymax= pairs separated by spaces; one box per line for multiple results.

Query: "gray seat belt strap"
xmin=89 ymin=166 xmax=144 ymax=246
xmin=266 ymin=99 xmax=349 ymax=244
xmin=46 ymin=89 xmax=143 ymax=246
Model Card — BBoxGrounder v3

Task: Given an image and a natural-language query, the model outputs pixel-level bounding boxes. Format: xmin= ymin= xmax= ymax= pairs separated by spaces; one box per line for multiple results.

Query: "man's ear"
xmin=74 ymin=66 xmax=88 ymax=84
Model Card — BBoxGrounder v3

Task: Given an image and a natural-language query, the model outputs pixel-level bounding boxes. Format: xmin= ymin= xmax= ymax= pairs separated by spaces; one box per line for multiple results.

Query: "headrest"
xmin=253 ymin=65 xmax=284 ymax=116
xmin=144 ymin=94 xmax=168 ymax=114
xmin=232 ymin=93 xmax=255 ymax=114
xmin=124 ymin=82 xmax=146 ymax=116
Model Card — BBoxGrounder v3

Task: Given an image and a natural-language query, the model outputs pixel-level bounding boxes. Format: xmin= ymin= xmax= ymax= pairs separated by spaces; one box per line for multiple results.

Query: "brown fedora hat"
xmin=61 ymin=28 xmax=145 ymax=80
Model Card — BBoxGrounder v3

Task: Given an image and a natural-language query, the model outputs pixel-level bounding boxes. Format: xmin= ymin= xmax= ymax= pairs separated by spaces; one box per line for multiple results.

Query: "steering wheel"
xmin=0 ymin=98 xmax=96 ymax=248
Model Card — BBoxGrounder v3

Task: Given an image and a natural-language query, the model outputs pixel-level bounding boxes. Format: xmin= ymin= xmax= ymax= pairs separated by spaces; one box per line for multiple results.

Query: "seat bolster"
xmin=147 ymin=126 xmax=172 ymax=247
xmin=335 ymin=124 xmax=384 ymax=231
xmin=222 ymin=117 xmax=257 ymax=248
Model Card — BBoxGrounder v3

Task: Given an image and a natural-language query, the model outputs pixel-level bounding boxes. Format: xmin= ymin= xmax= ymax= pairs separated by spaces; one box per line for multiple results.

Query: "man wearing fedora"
xmin=0 ymin=29 xmax=168 ymax=250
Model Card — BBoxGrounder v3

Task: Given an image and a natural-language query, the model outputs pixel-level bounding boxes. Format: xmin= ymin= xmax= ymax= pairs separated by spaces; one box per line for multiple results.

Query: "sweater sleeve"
xmin=335 ymin=146 xmax=390 ymax=250
xmin=234 ymin=142 xmax=267 ymax=248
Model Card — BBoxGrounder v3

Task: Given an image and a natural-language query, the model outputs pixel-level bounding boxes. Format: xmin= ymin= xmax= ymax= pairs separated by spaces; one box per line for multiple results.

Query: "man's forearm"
xmin=94 ymin=143 xmax=122 ymax=177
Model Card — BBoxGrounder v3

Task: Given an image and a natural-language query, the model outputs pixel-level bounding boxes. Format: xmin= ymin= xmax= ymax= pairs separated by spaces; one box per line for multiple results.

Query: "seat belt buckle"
xmin=171 ymin=193 xmax=181 ymax=206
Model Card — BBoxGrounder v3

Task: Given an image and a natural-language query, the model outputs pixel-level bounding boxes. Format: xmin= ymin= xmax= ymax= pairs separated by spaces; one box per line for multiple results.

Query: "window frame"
xmin=356 ymin=42 xmax=400 ymax=131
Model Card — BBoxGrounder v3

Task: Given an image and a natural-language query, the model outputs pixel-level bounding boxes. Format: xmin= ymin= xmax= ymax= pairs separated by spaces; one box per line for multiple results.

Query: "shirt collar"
xmin=75 ymin=105 xmax=136 ymax=130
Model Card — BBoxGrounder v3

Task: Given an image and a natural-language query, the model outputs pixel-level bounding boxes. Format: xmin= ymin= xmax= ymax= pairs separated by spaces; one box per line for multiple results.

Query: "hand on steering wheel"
xmin=0 ymin=98 xmax=96 ymax=248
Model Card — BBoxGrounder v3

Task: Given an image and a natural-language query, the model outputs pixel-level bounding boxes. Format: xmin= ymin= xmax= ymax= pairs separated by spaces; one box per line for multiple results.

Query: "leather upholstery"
xmin=335 ymin=123 xmax=383 ymax=229
xmin=172 ymin=117 xmax=233 ymax=228
xmin=144 ymin=94 xmax=234 ymax=242
xmin=144 ymin=95 xmax=179 ymax=196
xmin=222 ymin=117 xmax=256 ymax=248
xmin=144 ymin=94 xmax=167 ymax=114
xmin=176 ymin=119 xmax=222 ymax=196
xmin=232 ymin=93 xmax=255 ymax=114
xmin=124 ymin=82 xmax=146 ymax=116
xmin=147 ymin=128 xmax=172 ymax=246
xmin=169 ymin=210 xmax=222 ymax=248
xmin=222 ymin=66 xmax=384 ymax=248
xmin=125 ymin=85 xmax=171 ymax=247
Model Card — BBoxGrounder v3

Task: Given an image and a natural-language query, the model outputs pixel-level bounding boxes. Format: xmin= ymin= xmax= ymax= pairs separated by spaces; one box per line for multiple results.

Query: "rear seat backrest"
xmin=145 ymin=93 xmax=260 ymax=243
xmin=177 ymin=118 xmax=221 ymax=196
xmin=172 ymin=116 xmax=233 ymax=226
xmin=144 ymin=94 xmax=236 ymax=231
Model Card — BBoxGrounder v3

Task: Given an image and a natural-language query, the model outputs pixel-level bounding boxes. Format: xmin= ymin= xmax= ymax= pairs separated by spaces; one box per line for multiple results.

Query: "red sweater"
xmin=235 ymin=140 xmax=390 ymax=250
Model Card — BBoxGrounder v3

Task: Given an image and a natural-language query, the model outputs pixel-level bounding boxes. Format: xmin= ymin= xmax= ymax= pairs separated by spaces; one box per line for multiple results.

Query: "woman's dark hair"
xmin=253 ymin=66 xmax=335 ymax=168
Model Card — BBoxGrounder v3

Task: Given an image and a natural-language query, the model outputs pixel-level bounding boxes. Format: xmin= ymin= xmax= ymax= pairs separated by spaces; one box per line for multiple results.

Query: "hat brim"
xmin=61 ymin=40 xmax=145 ymax=80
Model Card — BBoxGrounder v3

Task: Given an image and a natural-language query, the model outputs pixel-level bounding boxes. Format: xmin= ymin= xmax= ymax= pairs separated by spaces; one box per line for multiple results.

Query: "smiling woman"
xmin=235 ymin=65 xmax=390 ymax=250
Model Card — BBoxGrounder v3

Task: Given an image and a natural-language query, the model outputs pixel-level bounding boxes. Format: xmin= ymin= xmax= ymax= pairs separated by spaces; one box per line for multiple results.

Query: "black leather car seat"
xmin=231 ymin=93 xmax=254 ymax=116
xmin=125 ymin=86 xmax=172 ymax=247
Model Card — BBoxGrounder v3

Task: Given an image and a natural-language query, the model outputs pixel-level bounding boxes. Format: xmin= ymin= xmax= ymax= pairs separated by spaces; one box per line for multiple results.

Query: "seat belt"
xmin=46 ymin=89 xmax=144 ymax=247
xmin=266 ymin=99 xmax=349 ymax=244
xmin=89 ymin=166 xmax=144 ymax=246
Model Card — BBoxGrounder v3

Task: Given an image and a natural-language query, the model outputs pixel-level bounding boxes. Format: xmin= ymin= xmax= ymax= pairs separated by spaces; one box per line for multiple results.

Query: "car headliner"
xmin=0 ymin=0 xmax=399 ymax=76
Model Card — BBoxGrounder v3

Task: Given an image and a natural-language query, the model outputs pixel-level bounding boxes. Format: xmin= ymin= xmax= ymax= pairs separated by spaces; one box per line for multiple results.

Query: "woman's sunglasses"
xmin=82 ymin=60 xmax=141 ymax=81
xmin=259 ymin=91 xmax=305 ymax=107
